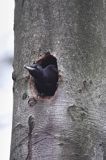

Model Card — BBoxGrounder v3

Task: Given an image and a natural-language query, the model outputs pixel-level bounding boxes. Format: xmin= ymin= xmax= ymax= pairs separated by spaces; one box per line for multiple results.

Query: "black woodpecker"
xmin=24 ymin=63 xmax=58 ymax=96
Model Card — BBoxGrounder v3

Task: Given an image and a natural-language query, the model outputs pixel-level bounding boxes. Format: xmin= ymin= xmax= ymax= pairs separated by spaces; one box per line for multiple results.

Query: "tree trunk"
xmin=10 ymin=0 xmax=106 ymax=160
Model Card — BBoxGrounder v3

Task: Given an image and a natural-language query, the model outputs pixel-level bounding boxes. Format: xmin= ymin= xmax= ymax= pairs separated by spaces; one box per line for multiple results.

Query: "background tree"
xmin=10 ymin=0 xmax=106 ymax=160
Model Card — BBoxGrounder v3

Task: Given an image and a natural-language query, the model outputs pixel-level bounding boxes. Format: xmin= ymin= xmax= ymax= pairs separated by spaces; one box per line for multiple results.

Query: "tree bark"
xmin=10 ymin=0 xmax=106 ymax=160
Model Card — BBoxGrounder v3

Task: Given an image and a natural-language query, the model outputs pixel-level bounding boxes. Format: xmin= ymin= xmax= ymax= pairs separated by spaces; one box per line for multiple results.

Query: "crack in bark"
xmin=22 ymin=0 xmax=25 ymax=8
xmin=31 ymin=131 xmax=61 ymax=146
xmin=26 ymin=116 xmax=35 ymax=160
xmin=32 ymin=137 xmax=47 ymax=145
xmin=11 ymin=135 xmax=28 ymax=155
xmin=12 ymin=123 xmax=25 ymax=132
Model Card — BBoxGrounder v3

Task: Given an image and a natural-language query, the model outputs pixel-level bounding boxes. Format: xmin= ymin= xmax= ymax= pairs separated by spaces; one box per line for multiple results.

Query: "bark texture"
xmin=10 ymin=0 xmax=106 ymax=160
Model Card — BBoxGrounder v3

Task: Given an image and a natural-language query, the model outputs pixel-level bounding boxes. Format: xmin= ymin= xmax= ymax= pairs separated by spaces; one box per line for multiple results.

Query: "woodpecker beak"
xmin=24 ymin=65 xmax=35 ymax=71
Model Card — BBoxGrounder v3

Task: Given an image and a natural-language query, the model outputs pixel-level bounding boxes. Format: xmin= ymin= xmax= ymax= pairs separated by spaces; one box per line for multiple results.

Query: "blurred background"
xmin=0 ymin=0 xmax=14 ymax=159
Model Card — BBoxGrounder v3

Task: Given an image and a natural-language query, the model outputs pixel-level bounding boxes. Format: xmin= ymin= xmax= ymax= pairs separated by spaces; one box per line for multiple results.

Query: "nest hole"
xmin=34 ymin=52 xmax=59 ymax=97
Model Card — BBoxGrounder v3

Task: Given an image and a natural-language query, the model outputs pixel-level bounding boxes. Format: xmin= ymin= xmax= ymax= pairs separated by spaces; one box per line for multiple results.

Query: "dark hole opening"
xmin=36 ymin=52 xmax=58 ymax=68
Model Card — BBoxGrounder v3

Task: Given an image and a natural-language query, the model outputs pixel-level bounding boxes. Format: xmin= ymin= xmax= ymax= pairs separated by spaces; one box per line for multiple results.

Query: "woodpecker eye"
xmin=36 ymin=65 xmax=40 ymax=69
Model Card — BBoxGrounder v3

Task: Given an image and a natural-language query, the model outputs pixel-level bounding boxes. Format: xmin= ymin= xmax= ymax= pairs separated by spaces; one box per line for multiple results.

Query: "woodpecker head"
xmin=24 ymin=63 xmax=43 ymax=79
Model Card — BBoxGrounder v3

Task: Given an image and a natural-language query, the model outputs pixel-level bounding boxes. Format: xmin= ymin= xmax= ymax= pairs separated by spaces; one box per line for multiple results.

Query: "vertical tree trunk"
xmin=10 ymin=0 xmax=106 ymax=160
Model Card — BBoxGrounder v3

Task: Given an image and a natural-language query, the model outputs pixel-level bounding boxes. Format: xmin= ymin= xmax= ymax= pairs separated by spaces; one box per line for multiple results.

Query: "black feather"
xmin=24 ymin=63 xmax=58 ymax=96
